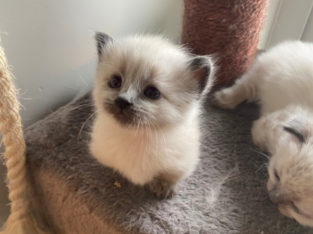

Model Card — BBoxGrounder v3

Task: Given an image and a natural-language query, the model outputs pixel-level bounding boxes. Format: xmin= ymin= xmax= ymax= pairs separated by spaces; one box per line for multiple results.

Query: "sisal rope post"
xmin=0 ymin=46 xmax=50 ymax=233
xmin=181 ymin=0 xmax=268 ymax=88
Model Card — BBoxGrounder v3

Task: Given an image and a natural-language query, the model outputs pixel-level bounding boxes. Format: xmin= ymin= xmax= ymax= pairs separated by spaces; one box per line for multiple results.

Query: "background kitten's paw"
xmin=147 ymin=177 xmax=175 ymax=199
xmin=213 ymin=88 xmax=238 ymax=109
xmin=251 ymin=118 xmax=268 ymax=150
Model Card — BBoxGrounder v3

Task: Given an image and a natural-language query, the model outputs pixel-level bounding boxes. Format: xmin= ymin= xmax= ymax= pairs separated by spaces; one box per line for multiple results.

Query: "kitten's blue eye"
xmin=108 ymin=75 xmax=122 ymax=89
xmin=144 ymin=86 xmax=160 ymax=100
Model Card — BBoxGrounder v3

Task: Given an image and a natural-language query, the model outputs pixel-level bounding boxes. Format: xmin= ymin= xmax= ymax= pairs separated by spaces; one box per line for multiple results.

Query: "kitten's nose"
xmin=115 ymin=97 xmax=132 ymax=110
xmin=269 ymin=186 xmax=289 ymax=205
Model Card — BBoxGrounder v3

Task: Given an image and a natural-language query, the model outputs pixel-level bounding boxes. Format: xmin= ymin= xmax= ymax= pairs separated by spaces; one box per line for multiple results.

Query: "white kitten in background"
xmin=89 ymin=32 xmax=215 ymax=198
xmin=214 ymin=41 xmax=313 ymax=227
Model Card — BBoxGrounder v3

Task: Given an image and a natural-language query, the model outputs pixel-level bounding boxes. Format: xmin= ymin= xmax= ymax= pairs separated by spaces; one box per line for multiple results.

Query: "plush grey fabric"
xmin=25 ymin=93 xmax=313 ymax=234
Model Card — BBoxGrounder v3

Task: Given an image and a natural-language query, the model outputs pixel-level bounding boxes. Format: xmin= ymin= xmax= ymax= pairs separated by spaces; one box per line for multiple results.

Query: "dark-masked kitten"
xmin=90 ymin=32 xmax=215 ymax=198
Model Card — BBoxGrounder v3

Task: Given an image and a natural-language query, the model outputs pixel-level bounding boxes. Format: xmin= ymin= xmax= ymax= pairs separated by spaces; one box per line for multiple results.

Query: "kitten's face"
xmin=93 ymin=33 xmax=214 ymax=128
xmin=267 ymin=139 xmax=313 ymax=227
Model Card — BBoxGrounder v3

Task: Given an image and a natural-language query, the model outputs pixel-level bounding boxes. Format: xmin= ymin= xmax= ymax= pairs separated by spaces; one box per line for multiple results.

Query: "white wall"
xmin=0 ymin=0 xmax=183 ymax=126
xmin=0 ymin=0 xmax=183 ymax=225
xmin=258 ymin=0 xmax=280 ymax=49
xmin=259 ymin=0 xmax=313 ymax=50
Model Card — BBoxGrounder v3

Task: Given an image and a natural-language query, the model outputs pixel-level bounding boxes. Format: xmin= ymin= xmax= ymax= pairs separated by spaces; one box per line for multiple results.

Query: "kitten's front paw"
xmin=213 ymin=88 xmax=238 ymax=109
xmin=147 ymin=177 xmax=175 ymax=199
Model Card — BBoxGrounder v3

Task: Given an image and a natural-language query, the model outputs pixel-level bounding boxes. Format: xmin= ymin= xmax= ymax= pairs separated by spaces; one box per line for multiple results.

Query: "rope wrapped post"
xmin=0 ymin=46 xmax=50 ymax=233
xmin=181 ymin=0 xmax=268 ymax=88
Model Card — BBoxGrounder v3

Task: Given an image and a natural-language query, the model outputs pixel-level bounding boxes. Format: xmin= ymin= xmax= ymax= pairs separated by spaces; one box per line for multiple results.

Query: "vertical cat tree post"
xmin=0 ymin=46 xmax=49 ymax=234
xmin=181 ymin=0 xmax=268 ymax=88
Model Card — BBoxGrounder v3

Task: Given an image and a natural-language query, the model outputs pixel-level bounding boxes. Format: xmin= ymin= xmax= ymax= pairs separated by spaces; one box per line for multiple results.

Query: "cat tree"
xmin=182 ymin=0 xmax=267 ymax=88
xmin=1 ymin=1 xmax=310 ymax=233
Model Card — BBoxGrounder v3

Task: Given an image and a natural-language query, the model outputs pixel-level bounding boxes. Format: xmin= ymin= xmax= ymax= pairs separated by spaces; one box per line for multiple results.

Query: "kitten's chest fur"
xmin=89 ymin=112 xmax=200 ymax=185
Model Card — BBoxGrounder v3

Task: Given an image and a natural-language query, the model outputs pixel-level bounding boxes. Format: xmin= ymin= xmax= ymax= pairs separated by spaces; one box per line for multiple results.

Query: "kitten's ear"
xmin=188 ymin=55 xmax=215 ymax=95
xmin=95 ymin=32 xmax=113 ymax=59
xmin=283 ymin=119 xmax=308 ymax=144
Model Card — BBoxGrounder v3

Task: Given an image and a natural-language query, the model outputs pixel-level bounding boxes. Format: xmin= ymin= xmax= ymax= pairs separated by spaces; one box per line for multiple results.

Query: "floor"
xmin=0 ymin=163 xmax=9 ymax=226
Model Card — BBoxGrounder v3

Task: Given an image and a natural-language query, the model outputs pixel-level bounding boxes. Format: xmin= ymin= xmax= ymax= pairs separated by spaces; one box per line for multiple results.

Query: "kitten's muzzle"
xmin=268 ymin=185 xmax=290 ymax=205
xmin=105 ymin=97 xmax=136 ymax=125
xmin=115 ymin=97 xmax=132 ymax=110
xmin=269 ymin=185 xmax=313 ymax=220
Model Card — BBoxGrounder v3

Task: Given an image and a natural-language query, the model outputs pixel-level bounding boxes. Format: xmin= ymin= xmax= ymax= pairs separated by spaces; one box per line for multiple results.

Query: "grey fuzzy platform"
xmin=25 ymin=93 xmax=313 ymax=234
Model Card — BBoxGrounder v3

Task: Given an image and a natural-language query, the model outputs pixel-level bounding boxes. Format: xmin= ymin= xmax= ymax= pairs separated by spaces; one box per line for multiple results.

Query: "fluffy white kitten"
xmin=89 ymin=32 xmax=215 ymax=198
xmin=214 ymin=41 xmax=313 ymax=226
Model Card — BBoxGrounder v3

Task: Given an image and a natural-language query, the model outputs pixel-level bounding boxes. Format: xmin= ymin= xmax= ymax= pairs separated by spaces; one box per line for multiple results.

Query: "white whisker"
xmin=77 ymin=112 xmax=96 ymax=139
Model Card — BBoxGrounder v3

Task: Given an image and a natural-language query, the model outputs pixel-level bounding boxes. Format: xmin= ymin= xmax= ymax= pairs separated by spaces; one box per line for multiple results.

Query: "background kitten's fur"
xmin=90 ymin=32 xmax=214 ymax=198
xmin=214 ymin=41 xmax=313 ymax=227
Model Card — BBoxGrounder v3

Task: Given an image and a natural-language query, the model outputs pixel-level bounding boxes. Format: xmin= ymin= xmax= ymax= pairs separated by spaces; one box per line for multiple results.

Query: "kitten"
xmin=89 ymin=32 xmax=215 ymax=198
xmin=214 ymin=41 xmax=313 ymax=227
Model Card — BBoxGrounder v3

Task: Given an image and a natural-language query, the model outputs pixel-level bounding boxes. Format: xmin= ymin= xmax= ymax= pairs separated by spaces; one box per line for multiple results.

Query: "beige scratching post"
xmin=0 ymin=46 xmax=49 ymax=234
